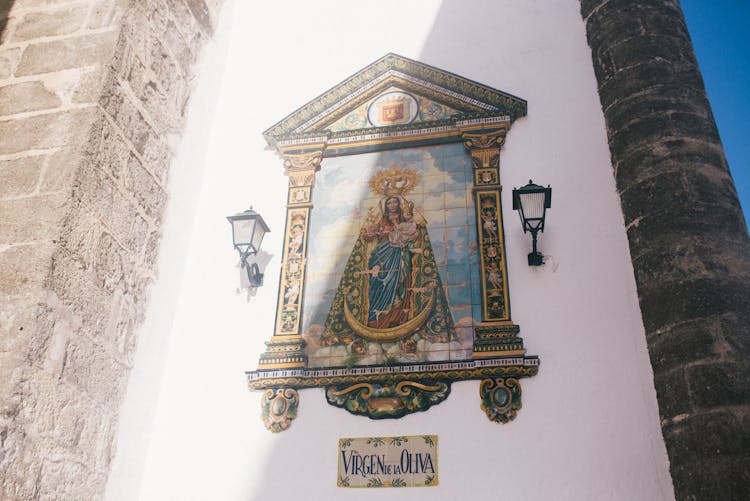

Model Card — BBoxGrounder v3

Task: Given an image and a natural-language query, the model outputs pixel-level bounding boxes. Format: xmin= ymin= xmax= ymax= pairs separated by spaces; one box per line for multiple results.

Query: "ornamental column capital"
xmin=461 ymin=129 xmax=507 ymax=153
xmin=281 ymin=150 xmax=323 ymax=187
xmin=460 ymin=127 xmax=508 ymax=171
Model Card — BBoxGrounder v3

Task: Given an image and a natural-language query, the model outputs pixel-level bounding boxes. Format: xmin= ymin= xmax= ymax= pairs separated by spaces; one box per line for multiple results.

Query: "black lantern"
xmin=227 ymin=207 xmax=270 ymax=287
xmin=512 ymin=180 xmax=552 ymax=266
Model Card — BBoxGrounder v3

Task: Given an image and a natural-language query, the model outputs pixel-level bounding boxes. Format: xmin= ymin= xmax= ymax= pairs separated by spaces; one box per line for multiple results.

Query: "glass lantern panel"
xmin=251 ymin=223 xmax=266 ymax=253
xmin=234 ymin=218 xmax=258 ymax=250
xmin=519 ymin=191 xmax=546 ymax=220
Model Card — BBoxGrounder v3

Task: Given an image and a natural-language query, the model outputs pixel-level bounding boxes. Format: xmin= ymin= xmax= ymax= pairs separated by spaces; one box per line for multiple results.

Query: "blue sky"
xmin=682 ymin=0 xmax=750 ymax=226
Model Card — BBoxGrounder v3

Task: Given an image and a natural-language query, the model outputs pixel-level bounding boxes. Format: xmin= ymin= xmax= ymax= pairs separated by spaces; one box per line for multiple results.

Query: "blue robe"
xmin=367 ymin=237 xmax=412 ymax=325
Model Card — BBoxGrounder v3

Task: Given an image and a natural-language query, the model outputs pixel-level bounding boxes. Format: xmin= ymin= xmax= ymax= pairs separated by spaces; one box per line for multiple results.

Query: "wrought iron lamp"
xmin=512 ymin=180 xmax=552 ymax=266
xmin=227 ymin=207 xmax=270 ymax=287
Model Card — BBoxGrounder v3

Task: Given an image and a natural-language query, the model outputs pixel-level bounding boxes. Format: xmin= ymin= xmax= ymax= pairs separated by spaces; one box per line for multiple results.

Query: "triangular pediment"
xmin=264 ymin=53 xmax=526 ymax=154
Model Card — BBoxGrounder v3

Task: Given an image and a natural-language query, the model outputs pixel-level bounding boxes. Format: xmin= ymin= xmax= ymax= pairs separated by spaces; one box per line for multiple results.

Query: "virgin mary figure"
xmin=320 ymin=167 xmax=456 ymax=348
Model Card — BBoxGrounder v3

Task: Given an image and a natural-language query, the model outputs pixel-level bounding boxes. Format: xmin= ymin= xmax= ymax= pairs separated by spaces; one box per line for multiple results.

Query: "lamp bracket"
xmin=240 ymin=255 xmax=264 ymax=288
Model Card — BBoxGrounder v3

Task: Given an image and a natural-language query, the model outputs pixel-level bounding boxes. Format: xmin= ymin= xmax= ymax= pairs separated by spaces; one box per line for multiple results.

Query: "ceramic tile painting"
xmin=302 ymin=144 xmax=479 ymax=368
xmin=246 ymin=54 xmax=539 ymax=430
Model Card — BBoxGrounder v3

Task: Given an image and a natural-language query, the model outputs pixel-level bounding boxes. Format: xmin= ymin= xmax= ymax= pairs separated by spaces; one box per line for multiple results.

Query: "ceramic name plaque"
xmin=338 ymin=435 xmax=438 ymax=488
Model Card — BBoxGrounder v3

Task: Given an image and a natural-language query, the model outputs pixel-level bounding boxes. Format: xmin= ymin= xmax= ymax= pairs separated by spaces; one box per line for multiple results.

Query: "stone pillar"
xmin=580 ymin=1 xmax=750 ymax=499
xmin=0 ymin=1 xmax=222 ymax=499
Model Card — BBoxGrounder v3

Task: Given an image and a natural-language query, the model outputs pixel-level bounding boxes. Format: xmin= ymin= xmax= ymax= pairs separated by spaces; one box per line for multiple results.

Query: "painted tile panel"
xmin=302 ymin=143 xmax=481 ymax=365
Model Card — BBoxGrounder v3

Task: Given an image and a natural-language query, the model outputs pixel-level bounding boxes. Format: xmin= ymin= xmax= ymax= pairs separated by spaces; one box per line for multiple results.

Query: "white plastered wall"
xmin=108 ymin=1 xmax=675 ymax=500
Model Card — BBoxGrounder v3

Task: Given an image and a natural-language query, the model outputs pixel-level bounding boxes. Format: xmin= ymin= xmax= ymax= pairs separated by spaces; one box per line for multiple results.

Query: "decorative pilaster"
xmin=460 ymin=124 xmax=528 ymax=372
xmin=258 ymin=147 xmax=323 ymax=370
xmin=461 ymin=125 xmax=512 ymax=324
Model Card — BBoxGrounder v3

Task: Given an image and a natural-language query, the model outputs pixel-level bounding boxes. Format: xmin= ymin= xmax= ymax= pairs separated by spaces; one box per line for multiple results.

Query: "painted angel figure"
xmin=486 ymin=262 xmax=503 ymax=291
xmin=482 ymin=212 xmax=498 ymax=241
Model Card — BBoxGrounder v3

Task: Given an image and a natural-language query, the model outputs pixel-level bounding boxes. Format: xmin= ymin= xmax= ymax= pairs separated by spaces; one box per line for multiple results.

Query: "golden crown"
xmin=368 ymin=165 xmax=419 ymax=197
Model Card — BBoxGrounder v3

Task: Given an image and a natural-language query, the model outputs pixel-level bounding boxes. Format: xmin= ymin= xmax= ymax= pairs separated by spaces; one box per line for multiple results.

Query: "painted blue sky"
xmin=682 ymin=0 xmax=749 ymax=226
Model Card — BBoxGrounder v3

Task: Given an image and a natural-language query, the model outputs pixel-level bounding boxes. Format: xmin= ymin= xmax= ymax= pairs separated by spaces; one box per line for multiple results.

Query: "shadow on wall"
xmin=0 ymin=2 xmax=14 ymax=41
xmin=240 ymin=249 xmax=274 ymax=300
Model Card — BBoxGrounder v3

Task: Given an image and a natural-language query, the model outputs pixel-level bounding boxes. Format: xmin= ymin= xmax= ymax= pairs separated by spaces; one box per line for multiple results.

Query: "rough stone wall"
xmin=580 ymin=1 xmax=750 ymax=499
xmin=0 ymin=0 xmax=222 ymax=499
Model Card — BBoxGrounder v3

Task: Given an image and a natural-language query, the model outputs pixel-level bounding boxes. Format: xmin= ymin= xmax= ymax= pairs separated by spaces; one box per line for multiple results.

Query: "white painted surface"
xmin=103 ymin=2 xmax=235 ymax=498
xmin=109 ymin=1 xmax=675 ymax=500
